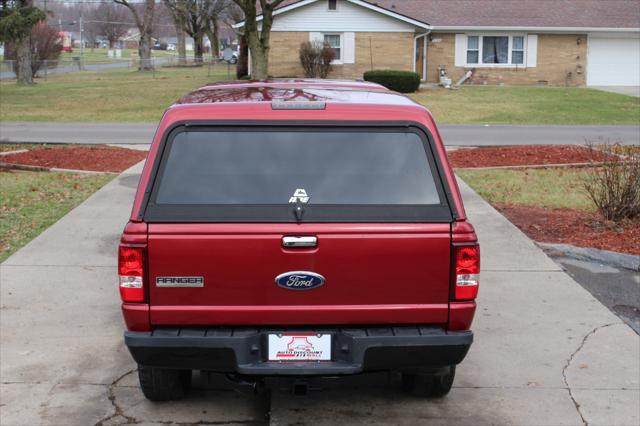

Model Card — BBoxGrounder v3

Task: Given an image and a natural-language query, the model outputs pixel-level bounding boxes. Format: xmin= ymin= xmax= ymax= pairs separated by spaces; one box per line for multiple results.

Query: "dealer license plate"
xmin=268 ymin=333 xmax=331 ymax=361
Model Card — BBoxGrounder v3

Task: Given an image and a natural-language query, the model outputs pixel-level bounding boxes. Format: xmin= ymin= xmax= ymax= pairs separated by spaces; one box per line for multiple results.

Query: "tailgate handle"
xmin=282 ymin=236 xmax=317 ymax=247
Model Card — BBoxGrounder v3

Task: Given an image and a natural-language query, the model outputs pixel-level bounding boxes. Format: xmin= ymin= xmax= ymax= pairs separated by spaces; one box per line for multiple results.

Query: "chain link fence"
xmin=1 ymin=56 xmax=235 ymax=81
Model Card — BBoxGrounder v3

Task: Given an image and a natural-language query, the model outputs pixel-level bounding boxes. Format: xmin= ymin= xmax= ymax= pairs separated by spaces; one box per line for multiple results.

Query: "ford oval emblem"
xmin=275 ymin=271 xmax=325 ymax=290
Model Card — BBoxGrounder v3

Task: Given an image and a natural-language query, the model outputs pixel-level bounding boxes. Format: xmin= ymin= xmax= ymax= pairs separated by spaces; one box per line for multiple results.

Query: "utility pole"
xmin=79 ymin=14 xmax=84 ymax=69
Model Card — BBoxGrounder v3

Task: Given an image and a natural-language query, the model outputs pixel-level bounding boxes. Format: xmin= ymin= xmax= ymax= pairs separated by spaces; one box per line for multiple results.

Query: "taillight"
xmin=453 ymin=244 xmax=480 ymax=300
xmin=118 ymin=245 xmax=145 ymax=302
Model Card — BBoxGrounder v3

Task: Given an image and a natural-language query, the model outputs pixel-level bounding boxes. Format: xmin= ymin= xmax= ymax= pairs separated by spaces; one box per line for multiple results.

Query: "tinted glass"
xmin=482 ymin=36 xmax=508 ymax=63
xmin=155 ymin=130 xmax=441 ymax=206
xmin=512 ymin=51 xmax=524 ymax=64
xmin=467 ymin=36 xmax=479 ymax=50
xmin=512 ymin=36 xmax=524 ymax=50
xmin=324 ymin=34 xmax=340 ymax=48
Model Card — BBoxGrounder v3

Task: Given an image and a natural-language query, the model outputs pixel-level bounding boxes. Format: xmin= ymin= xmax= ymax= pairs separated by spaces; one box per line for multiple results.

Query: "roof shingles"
xmin=272 ymin=0 xmax=640 ymax=29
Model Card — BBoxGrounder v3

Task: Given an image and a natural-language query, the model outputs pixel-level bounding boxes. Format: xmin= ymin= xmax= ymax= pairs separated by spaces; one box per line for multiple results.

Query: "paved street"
xmin=1 ymin=161 xmax=638 ymax=425
xmin=2 ymin=122 xmax=639 ymax=146
xmin=0 ymin=59 xmax=170 ymax=81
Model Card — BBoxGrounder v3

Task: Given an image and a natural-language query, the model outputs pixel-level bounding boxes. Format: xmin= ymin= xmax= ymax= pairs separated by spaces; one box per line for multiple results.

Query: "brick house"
xmin=235 ymin=0 xmax=640 ymax=87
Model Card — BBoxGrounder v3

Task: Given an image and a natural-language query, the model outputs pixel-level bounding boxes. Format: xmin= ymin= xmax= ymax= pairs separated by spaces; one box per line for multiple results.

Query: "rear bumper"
xmin=124 ymin=326 xmax=473 ymax=375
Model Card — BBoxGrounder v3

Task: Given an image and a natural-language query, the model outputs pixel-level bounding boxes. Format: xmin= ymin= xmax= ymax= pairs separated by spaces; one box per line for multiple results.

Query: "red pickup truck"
xmin=119 ymin=80 xmax=479 ymax=401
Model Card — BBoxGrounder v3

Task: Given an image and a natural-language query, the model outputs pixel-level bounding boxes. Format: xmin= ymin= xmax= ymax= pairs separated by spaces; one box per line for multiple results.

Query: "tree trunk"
xmin=208 ymin=19 xmax=220 ymax=59
xmin=137 ymin=0 xmax=155 ymax=71
xmin=16 ymin=36 xmax=34 ymax=85
xmin=246 ymin=32 xmax=268 ymax=79
xmin=193 ymin=34 xmax=204 ymax=63
xmin=242 ymin=3 xmax=274 ymax=80
xmin=236 ymin=35 xmax=248 ymax=78
xmin=250 ymin=46 xmax=268 ymax=79
xmin=138 ymin=32 xmax=153 ymax=71
xmin=177 ymin=30 xmax=187 ymax=65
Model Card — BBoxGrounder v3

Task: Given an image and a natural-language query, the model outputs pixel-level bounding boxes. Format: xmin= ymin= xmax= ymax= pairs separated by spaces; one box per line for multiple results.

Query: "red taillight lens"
xmin=453 ymin=244 xmax=480 ymax=300
xmin=118 ymin=245 xmax=145 ymax=302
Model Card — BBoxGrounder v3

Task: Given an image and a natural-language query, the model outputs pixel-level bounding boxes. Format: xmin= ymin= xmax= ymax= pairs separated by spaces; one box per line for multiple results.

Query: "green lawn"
xmin=0 ymin=65 xmax=234 ymax=122
xmin=456 ymin=168 xmax=594 ymax=211
xmin=410 ymin=86 xmax=640 ymax=125
xmin=0 ymin=170 xmax=114 ymax=262
xmin=1 ymin=70 xmax=638 ymax=123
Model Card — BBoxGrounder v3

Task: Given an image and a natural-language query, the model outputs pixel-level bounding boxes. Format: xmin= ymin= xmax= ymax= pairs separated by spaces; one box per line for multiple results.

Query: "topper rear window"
xmin=144 ymin=126 xmax=452 ymax=222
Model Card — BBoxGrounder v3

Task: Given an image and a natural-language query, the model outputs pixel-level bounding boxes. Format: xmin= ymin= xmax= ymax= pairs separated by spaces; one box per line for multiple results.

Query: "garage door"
xmin=587 ymin=35 xmax=640 ymax=86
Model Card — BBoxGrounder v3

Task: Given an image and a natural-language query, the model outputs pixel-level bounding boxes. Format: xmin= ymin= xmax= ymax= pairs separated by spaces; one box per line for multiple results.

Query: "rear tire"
xmin=138 ymin=365 xmax=192 ymax=401
xmin=402 ymin=365 xmax=455 ymax=398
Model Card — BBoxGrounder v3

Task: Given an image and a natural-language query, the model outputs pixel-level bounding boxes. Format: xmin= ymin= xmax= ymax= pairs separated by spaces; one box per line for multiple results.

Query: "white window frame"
xmin=323 ymin=33 xmax=343 ymax=64
xmin=510 ymin=35 xmax=525 ymax=65
xmin=465 ymin=34 xmax=527 ymax=67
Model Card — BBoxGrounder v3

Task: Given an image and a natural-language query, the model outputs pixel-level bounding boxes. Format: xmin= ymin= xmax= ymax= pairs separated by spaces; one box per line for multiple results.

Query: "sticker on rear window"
xmin=289 ymin=188 xmax=310 ymax=204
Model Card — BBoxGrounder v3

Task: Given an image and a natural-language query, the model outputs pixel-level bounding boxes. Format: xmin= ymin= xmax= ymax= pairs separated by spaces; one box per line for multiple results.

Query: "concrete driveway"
xmin=1 ymin=163 xmax=638 ymax=425
xmin=590 ymin=86 xmax=640 ymax=97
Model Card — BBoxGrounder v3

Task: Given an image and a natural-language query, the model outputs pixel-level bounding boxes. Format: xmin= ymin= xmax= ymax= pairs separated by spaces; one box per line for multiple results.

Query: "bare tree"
xmin=93 ymin=3 xmax=128 ymax=48
xmin=223 ymin=1 xmax=247 ymax=77
xmin=113 ymin=0 xmax=155 ymax=70
xmin=182 ymin=0 xmax=210 ymax=63
xmin=163 ymin=0 xmax=187 ymax=64
xmin=231 ymin=0 xmax=285 ymax=79
xmin=204 ymin=0 xmax=231 ymax=59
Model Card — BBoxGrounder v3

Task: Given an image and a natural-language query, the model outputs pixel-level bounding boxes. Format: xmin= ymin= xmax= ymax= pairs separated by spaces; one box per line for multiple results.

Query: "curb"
xmin=0 ymin=149 xmax=29 ymax=156
xmin=458 ymin=161 xmax=605 ymax=170
xmin=537 ymin=242 xmax=640 ymax=272
xmin=0 ymin=161 xmax=117 ymax=175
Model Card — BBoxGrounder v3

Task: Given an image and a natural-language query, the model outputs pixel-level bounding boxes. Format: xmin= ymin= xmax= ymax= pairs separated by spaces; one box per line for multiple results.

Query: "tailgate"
xmin=147 ymin=223 xmax=451 ymax=325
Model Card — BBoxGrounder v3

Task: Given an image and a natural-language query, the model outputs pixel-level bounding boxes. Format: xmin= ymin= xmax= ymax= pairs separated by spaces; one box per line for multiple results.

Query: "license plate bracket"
xmin=267 ymin=333 xmax=331 ymax=361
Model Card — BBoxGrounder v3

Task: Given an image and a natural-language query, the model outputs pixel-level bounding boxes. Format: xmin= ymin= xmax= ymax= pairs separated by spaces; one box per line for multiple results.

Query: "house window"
xmin=466 ymin=35 xmax=526 ymax=66
xmin=466 ymin=36 xmax=479 ymax=64
xmin=324 ymin=34 xmax=342 ymax=62
xmin=328 ymin=0 xmax=337 ymax=10
xmin=512 ymin=36 xmax=524 ymax=64
xmin=482 ymin=36 xmax=508 ymax=63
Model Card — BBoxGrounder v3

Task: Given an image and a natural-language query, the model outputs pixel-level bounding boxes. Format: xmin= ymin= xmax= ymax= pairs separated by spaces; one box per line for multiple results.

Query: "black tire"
xmin=138 ymin=365 xmax=192 ymax=401
xmin=402 ymin=365 xmax=455 ymax=398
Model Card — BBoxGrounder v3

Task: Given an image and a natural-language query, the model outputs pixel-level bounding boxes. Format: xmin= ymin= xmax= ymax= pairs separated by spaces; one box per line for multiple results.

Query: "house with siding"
xmin=234 ymin=0 xmax=640 ymax=87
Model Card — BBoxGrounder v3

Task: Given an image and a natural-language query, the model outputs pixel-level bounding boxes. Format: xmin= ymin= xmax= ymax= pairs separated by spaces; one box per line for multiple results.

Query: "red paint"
xmin=122 ymin=303 xmax=150 ymax=331
xmin=150 ymin=304 xmax=449 ymax=326
xmin=448 ymin=302 xmax=476 ymax=331
xmin=120 ymin=80 xmax=478 ymax=334
xmin=147 ymin=224 xmax=451 ymax=314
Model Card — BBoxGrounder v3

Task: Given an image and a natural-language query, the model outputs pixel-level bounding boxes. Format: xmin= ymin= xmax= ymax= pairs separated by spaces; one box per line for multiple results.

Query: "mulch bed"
xmin=1 ymin=146 xmax=147 ymax=173
xmin=495 ymin=203 xmax=640 ymax=256
xmin=448 ymin=145 xmax=613 ymax=168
